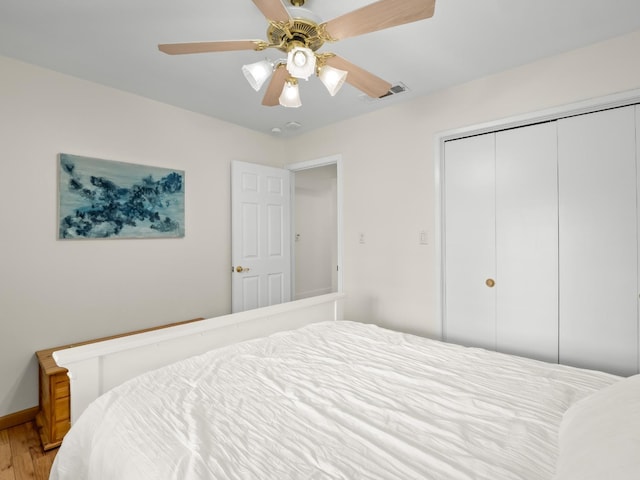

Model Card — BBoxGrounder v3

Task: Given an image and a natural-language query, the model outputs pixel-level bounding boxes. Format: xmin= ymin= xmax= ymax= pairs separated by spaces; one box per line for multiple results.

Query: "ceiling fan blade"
xmin=262 ymin=65 xmax=289 ymax=106
xmin=251 ymin=0 xmax=291 ymax=23
xmin=158 ymin=40 xmax=265 ymax=55
xmin=326 ymin=55 xmax=391 ymax=98
xmin=322 ymin=0 xmax=436 ymax=41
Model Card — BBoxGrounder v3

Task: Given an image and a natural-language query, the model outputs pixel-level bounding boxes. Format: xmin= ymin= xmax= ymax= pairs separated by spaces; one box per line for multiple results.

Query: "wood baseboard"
xmin=0 ymin=406 xmax=39 ymax=430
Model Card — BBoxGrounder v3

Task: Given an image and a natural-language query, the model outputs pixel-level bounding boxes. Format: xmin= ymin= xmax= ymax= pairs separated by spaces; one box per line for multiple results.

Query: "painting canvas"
xmin=58 ymin=153 xmax=185 ymax=239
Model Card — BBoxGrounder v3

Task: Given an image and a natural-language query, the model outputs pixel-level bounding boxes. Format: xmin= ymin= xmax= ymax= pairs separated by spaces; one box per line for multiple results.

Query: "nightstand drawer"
xmin=53 ymin=418 xmax=71 ymax=440
xmin=54 ymin=396 xmax=70 ymax=420
xmin=54 ymin=379 xmax=70 ymax=399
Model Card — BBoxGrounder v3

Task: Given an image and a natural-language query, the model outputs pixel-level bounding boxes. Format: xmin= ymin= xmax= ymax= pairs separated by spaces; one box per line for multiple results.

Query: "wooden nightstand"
xmin=36 ymin=347 xmax=71 ymax=450
xmin=35 ymin=316 xmax=205 ymax=450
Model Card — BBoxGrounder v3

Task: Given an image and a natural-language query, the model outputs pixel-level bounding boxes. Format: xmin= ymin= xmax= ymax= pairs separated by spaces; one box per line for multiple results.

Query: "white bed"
xmin=49 ymin=319 xmax=639 ymax=480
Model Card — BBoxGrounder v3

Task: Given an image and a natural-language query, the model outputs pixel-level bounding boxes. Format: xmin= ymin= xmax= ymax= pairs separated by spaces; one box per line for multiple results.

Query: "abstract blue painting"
xmin=58 ymin=153 xmax=185 ymax=239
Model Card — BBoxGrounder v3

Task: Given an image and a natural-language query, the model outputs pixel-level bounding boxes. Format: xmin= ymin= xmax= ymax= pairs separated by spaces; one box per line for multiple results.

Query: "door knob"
xmin=485 ymin=278 xmax=495 ymax=288
xmin=235 ymin=266 xmax=250 ymax=273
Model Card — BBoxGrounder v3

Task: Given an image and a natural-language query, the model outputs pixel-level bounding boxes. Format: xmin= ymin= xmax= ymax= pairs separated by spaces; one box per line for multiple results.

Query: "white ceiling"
xmin=2 ymin=0 xmax=640 ymax=137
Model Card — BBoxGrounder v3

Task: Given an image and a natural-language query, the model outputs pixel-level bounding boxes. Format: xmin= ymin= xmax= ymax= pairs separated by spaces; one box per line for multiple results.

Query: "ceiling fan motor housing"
xmin=267 ymin=17 xmax=325 ymax=52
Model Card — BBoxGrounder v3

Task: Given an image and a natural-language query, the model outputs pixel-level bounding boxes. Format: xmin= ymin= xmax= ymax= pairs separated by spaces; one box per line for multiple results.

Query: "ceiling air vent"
xmin=359 ymin=82 xmax=409 ymax=102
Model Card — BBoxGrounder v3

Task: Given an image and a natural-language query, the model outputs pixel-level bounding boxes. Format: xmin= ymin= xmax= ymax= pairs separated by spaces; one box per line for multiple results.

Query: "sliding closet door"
xmin=495 ymin=123 xmax=559 ymax=363
xmin=444 ymin=134 xmax=496 ymax=350
xmin=558 ymin=106 xmax=638 ymax=376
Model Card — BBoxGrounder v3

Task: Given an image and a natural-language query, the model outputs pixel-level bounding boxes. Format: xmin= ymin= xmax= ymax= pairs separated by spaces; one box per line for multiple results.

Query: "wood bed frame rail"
xmin=53 ymin=292 xmax=345 ymax=424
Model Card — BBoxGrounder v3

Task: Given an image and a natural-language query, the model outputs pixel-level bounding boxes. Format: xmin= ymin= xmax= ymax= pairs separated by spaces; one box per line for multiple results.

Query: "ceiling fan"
xmin=158 ymin=0 xmax=436 ymax=108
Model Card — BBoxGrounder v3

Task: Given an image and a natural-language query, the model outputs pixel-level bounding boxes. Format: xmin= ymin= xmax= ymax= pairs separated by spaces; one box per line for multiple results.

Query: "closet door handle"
xmin=485 ymin=278 xmax=495 ymax=288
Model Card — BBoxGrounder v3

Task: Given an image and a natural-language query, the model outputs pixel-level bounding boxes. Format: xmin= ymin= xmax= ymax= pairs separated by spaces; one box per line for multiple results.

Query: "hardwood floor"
xmin=0 ymin=422 xmax=56 ymax=480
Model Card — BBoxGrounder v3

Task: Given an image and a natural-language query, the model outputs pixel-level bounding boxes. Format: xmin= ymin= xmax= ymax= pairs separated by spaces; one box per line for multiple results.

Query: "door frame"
xmin=435 ymin=87 xmax=640 ymax=340
xmin=285 ymin=154 xmax=344 ymax=299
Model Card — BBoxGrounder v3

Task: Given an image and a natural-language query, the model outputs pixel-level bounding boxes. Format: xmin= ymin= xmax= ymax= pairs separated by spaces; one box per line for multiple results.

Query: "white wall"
xmin=0 ymin=56 xmax=285 ymax=417
xmin=294 ymin=165 xmax=337 ymax=299
xmin=286 ymin=30 xmax=640 ymax=338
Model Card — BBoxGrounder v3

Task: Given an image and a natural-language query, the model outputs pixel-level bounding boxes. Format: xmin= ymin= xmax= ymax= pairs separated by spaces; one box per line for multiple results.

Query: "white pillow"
xmin=554 ymin=374 xmax=640 ymax=480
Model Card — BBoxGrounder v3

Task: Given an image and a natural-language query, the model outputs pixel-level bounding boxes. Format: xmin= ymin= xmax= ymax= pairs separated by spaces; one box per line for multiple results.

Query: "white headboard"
xmin=54 ymin=292 xmax=345 ymax=423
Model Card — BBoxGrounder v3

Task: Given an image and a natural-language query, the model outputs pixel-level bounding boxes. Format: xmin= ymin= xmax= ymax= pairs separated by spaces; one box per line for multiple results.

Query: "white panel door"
xmin=231 ymin=161 xmax=291 ymax=313
xmin=558 ymin=106 xmax=638 ymax=376
xmin=495 ymin=122 xmax=559 ymax=363
xmin=444 ymin=134 xmax=497 ymax=350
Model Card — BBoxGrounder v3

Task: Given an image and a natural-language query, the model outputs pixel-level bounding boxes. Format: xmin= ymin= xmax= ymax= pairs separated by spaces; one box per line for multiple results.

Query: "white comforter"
xmin=50 ymin=321 xmax=618 ymax=480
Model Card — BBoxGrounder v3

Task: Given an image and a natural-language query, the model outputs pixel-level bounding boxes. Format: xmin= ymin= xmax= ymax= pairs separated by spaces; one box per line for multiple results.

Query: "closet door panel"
xmin=558 ymin=106 xmax=638 ymax=376
xmin=637 ymin=105 xmax=640 ymax=375
xmin=495 ymin=122 xmax=559 ymax=363
xmin=444 ymin=134 xmax=496 ymax=350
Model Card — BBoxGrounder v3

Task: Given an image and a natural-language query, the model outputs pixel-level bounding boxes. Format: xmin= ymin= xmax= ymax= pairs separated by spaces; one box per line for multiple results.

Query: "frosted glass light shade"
xmin=286 ymin=46 xmax=316 ymax=80
xmin=318 ymin=65 xmax=348 ymax=96
xmin=279 ymin=80 xmax=302 ymax=108
xmin=242 ymin=60 xmax=274 ymax=91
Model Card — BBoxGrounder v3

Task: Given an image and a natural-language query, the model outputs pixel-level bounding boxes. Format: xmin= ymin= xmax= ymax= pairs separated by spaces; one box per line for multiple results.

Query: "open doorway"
xmin=287 ymin=155 xmax=343 ymax=300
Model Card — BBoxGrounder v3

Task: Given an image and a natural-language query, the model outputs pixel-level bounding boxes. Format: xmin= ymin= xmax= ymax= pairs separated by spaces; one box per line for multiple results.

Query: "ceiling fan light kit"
xmin=242 ymin=59 xmax=275 ymax=91
xmin=286 ymin=45 xmax=316 ymax=80
xmin=279 ymin=78 xmax=302 ymax=108
xmin=158 ymin=0 xmax=436 ymax=109
xmin=318 ymin=64 xmax=347 ymax=96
